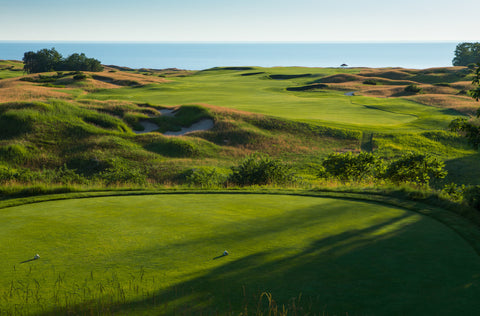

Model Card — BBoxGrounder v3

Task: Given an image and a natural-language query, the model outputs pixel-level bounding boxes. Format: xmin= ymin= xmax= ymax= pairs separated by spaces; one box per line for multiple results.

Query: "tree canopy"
xmin=22 ymin=48 xmax=63 ymax=74
xmin=472 ymin=63 xmax=480 ymax=101
xmin=23 ymin=48 xmax=103 ymax=73
xmin=449 ymin=63 xmax=480 ymax=148
xmin=452 ymin=42 xmax=480 ymax=66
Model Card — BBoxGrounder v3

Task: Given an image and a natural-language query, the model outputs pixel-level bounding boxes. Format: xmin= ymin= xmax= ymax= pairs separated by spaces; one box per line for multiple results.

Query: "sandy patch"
xmin=134 ymin=121 xmax=160 ymax=134
xmin=134 ymin=106 xmax=214 ymax=135
xmin=159 ymin=108 xmax=176 ymax=117
xmin=164 ymin=119 xmax=214 ymax=136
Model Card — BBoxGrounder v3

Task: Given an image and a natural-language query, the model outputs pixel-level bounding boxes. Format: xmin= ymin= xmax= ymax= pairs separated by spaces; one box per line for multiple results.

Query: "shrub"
xmin=184 ymin=167 xmax=228 ymax=188
xmin=449 ymin=118 xmax=480 ymax=149
xmin=404 ymin=84 xmax=422 ymax=93
xmin=463 ymin=185 xmax=480 ymax=210
xmin=41 ymin=164 xmax=87 ymax=184
xmin=467 ymin=63 xmax=477 ymax=70
xmin=229 ymin=153 xmax=294 ymax=186
xmin=363 ymin=79 xmax=378 ymax=85
xmin=442 ymin=183 xmax=466 ymax=201
xmin=97 ymin=164 xmax=147 ymax=185
xmin=383 ymin=152 xmax=447 ymax=185
xmin=0 ymin=165 xmax=18 ymax=183
xmin=73 ymin=73 xmax=87 ymax=80
xmin=320 ymin=152 xmax=382 ymax=182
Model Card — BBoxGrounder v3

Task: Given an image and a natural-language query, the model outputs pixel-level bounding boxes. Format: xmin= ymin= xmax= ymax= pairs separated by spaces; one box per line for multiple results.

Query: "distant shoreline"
xmin=0 ymin=42 xmax=457 ymax=70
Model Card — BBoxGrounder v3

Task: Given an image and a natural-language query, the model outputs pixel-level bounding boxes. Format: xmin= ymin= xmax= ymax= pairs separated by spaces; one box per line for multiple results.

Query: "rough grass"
xmin=359 ymin=69 xmax=413 ymax=80
xmin=405 ymin=94 xmax=480 ymax=115
xmin=0 ymin=99 xmax=365 ymax=185
xmin=2 ymin=192 xmax=480 ymax=315
xmin=0 ymin=67 xmax=169 ymax=103
xmin=0 ymin=78 xmax=74 ymax=103
xmin=89 ymin=70 xmax=168 ymax=87
xmin=1 ymin=64 xmax=479 ymax=185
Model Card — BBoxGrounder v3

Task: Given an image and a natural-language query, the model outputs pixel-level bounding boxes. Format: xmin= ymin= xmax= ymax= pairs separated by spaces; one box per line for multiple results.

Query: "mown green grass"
xmin=2 ymin=193 xmax=480 ymax=315
xmin=0 ymin=60 xmax=24 ymax=79
xmin=81 ymin=67 xmax=463 ymax=132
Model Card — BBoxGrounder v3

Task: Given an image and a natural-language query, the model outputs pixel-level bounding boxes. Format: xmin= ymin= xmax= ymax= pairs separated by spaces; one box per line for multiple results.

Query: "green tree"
xmin=471 ymin=63 xmax=480 ymax=101
xmin=452 ymin=42 xmax=480 ymax=66
xmin=23 ymin=48 xmax=63 ymax=73
xmin=58 ymin=53 xmax=103 ymax=72
xmin=384 ymin=152 xmax=447 ymax=185
xmin=22 ymin=48 xmax=103 ymax=73
xmin=449 ymin=63 xmax=480 ymax=147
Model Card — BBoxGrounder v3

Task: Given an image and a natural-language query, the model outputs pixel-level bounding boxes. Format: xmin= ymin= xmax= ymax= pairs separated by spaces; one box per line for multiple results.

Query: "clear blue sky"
xmin=1 ymin=0 xmax=478 ymax=42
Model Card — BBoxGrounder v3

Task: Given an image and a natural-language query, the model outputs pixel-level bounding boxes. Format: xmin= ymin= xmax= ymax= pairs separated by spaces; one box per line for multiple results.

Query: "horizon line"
xmin=0 ymin=40 xmax=472 ymax=44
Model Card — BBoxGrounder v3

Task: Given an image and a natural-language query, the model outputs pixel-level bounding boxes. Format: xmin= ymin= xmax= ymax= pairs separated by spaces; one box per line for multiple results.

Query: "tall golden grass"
xmin=406 ymin=94 xmax=479 ymax=115
xmin=0 ymin=80 xmax=73 ymax=103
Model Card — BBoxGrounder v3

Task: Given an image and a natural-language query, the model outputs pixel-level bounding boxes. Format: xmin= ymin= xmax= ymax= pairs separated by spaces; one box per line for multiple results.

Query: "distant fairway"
xmin=83 ymin=67 xmax=460 ymax=132
xmin=2 ymin=193 xmax=480 ymax=315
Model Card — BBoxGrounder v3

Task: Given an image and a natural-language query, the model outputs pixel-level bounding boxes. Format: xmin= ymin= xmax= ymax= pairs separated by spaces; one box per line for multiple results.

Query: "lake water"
xmin=0 ymin=42 xmax=458 ymax=70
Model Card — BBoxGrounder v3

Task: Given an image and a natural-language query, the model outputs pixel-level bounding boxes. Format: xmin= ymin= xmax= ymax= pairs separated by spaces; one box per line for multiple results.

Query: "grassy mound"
xmin=2 ymin=193 xmax=480 ymax=315
xmin=359 ymin=69 xmax=413 ymax=80
xmin=286 ymin=83 xmax=328 ymax=91
xmin=315 ymin=73 xmax=364 ymax=83
xmin=0 ymin=60 xmax=24 ymax=80
xmin=268 ymin=73 xmax=312 ymax=80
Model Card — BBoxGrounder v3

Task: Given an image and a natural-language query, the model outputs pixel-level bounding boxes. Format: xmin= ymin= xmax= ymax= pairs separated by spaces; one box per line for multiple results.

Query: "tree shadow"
xmin=444 ymin=152 xmax=480 ymax=186
xmin=39 ymin=202 xmax=480 ymax=315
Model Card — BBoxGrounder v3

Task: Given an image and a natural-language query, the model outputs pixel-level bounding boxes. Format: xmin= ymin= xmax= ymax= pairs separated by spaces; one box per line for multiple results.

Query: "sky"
xmin=1 ymin=0 xmax=479 ymax=42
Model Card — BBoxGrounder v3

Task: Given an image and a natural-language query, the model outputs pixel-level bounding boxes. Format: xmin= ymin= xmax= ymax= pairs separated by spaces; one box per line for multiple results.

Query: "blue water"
xmin=0 ymin=42 xmax=458 ymax=70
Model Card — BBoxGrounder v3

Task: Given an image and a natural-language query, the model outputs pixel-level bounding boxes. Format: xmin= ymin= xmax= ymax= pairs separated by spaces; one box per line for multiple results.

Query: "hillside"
xmin=0 ymin=61 xmax=479 ymax=188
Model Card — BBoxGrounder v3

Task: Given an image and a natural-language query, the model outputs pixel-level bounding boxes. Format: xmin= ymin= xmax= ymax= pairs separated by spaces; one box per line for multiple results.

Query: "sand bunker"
xmin=134 ymin=107 xmax=214 ymax=136
xmin=135 ymin=121 xmax=159 ymax=134
xmin=164 ymin=119 xmax=214 ymax=136
xmin=159 ymin=108 xmax=176 ymax=117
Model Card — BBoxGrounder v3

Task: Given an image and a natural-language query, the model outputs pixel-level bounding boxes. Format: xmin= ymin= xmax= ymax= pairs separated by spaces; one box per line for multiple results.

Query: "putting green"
xmin=2 ymin=193 xmax=480 ymax=315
